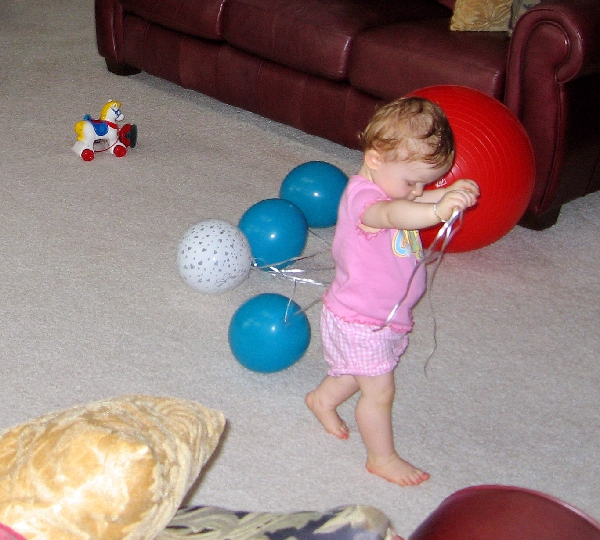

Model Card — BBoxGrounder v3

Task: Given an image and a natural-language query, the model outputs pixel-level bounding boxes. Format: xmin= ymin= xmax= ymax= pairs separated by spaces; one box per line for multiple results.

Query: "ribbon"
xmin=376 ymin=208 xmax=463 ymax=330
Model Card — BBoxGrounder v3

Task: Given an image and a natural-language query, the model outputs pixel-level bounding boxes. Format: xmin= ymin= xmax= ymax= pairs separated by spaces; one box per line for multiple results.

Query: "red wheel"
xmin=81 ymin=149 xmax=94 ymax=161
xmin=113 ymin=144 xmax=127 ymax=158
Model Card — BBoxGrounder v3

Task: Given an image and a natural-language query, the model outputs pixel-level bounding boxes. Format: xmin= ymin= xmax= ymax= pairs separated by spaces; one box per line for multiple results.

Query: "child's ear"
xmin=364 ymin=149 xmax=382 ymax=170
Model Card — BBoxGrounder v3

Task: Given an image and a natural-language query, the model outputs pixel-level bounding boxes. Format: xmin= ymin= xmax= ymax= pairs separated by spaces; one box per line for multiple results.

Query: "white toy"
xmin=72 ymin=100 xmax=137 ymax=161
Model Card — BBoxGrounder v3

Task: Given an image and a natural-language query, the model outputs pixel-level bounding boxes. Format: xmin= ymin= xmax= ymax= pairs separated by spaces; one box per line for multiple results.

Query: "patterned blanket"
xmin=158 ymin=504 xmax=400 ymax=540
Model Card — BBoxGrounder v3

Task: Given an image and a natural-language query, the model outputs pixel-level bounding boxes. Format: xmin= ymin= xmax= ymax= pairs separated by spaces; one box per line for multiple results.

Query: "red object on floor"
xmin=409 ymin=485 xmax=600 ymax=540
xmin=411 ymin=86 xmax=535 ymax=252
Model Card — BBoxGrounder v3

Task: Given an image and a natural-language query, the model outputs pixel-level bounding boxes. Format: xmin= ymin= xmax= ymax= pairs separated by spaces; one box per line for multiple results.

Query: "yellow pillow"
xmin=450 ymin=0 xmax=513 ymax=31
xmin=0 ymin=395 xmax=226 ymax=540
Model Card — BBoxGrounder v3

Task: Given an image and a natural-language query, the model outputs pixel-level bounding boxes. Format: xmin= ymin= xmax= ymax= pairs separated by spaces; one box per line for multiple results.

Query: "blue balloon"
xmin=228 ymin=293 xmax=311 ymax=373
xmin=238 ymin=198 xmax=308 ymax=269
xmin=280 ymin=161 xmax=348 ymax=228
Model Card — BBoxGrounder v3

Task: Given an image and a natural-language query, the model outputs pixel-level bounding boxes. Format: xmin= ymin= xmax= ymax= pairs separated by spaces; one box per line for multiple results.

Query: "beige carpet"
xmin=1 ymin=0 xmax=599 ymax=536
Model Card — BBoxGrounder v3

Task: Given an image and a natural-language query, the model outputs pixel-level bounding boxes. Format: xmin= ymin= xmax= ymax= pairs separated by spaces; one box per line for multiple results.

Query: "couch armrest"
xmin=95 ymin=0 xmax=126 ymax=63
xmin=507 ymin=0 xmax=600 ymax=94
xmin=505 ymin=0 xmax=600 ymax=217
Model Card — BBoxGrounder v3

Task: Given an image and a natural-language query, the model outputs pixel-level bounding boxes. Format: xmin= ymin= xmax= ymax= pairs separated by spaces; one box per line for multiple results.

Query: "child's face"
xmin=370 ymin=156 xmax=448 ymax=200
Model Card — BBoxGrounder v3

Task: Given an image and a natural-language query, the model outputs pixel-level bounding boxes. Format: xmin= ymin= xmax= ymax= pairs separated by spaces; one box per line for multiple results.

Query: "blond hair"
xmin=360 ymin=97 xmax=454 ymax=169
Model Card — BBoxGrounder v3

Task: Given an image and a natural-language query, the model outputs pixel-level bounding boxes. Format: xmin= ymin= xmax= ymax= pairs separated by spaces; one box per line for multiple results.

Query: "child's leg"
xmin=306 ymin=375 xmax=359 ymax=439
xmin=355 ymin=373 xmax=429 ymax=486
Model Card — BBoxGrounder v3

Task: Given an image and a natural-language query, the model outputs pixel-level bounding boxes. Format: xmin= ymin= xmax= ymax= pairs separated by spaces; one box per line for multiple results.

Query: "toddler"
xmin=306 ymin=97 xmax=479 ymax=486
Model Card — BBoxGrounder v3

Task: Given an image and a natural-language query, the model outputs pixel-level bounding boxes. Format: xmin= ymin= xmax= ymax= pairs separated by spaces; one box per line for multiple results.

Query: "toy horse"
xmin=72 ymin=100 xmax=137 ymax=161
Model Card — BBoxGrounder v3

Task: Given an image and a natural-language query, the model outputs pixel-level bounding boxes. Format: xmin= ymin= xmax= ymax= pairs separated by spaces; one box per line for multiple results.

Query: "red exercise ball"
xmin=409 ymin=85 xmax=535 ymax=252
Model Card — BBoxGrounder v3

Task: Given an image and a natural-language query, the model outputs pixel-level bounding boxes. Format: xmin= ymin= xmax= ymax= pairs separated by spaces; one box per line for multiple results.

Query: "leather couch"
xmin=95 ymin=0 xmax=600 ymax=229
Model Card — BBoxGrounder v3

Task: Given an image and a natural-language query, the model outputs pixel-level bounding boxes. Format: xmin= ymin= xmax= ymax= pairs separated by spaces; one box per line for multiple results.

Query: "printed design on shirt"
xmin=392 ymin=229 xmax=423 ymax=260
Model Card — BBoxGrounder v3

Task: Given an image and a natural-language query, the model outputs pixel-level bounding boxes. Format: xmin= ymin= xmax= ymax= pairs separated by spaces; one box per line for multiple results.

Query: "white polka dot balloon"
xmin=178 ymin=219 xmax=253 ymax=294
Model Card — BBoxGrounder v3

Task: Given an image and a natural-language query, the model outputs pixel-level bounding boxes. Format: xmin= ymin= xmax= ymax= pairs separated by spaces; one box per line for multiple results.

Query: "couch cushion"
xmin=121 ymin=0 xmax=228 ymax=40
xmin=349 ymin=19 xmax=509 ymax=100
xmin=450 ymin=0 xmax=512 ymax=31
xmin=222 ymin=0 xmax=450 ymax=81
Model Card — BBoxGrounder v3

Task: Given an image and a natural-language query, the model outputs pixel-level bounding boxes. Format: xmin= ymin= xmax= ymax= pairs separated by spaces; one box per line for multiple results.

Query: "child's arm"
xmin=362 ymin=187 xmax=478 ymax=231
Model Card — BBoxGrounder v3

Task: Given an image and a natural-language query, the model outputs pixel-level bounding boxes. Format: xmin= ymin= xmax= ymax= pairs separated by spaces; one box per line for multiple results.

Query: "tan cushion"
xmin=0 ymin=395 xmax=226 ymax=540
xmin=450 ymin=0 xmax=512 ymax=31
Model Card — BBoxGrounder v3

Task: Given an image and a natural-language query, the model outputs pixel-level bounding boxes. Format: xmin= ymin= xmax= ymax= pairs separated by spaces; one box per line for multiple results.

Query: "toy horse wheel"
xmin=119 ymin=124 xmax=138 ymax=148
xmin=113 ymin=144 xmax=127 ymax=158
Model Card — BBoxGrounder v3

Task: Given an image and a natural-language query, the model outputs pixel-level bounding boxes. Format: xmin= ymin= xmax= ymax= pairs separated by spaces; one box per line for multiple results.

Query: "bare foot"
xmin=305 ymin=391 xmax=350 ymax=439
xmin=366 ymin=453 xmax=430 ymax=486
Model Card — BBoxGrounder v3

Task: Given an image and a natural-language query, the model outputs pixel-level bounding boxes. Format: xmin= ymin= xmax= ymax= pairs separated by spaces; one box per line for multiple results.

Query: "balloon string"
xmin=253 ymin=226 xmax=334 ymax=274
xmin=282 ymin=282 xmax=327 ymax=322
xmin=367 ymin=210 xmax=462 ymax=377
xmin=283 ymin=281 xmax=298 ymax=324
xmin=264 ymin=265 xmax=333 ymax=287
xmin=422 ymin=209 xmax=463 ymax=375
xmin=375 ymin=209 xmax=462 ymax=340
xmin=374 ymin=209 xmax=463 ymax=377
xmin=252 ymin=241 xmax=334 ymax=320
xmin=253 ymin=249 xmax=332 ymax=275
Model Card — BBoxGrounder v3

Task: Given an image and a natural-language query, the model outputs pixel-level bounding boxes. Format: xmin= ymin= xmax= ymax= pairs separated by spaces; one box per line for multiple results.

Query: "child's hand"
xmin=448 ymin=179 xmax=480 ymax=198
xmin=434 ymin=186 xmax=478 ymax=221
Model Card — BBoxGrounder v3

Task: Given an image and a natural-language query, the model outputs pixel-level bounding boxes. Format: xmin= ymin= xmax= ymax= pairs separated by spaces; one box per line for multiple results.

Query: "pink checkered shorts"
xmin=320 ymin=306 xmax=409 ymax=377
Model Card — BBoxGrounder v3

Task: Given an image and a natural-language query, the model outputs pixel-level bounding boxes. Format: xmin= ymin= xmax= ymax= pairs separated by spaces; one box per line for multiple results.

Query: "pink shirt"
xmin=323 ymin=175 xmax=427 ymax=331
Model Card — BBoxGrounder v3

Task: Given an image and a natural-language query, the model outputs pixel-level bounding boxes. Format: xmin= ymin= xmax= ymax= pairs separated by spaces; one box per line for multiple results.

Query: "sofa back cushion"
xmin=121 ymin=0 xmax=228 ymax=40
xmin=349 ymin=19 xmax=509 ymax=100
xmin=222 ymin=0 xmax=450 ymax=81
